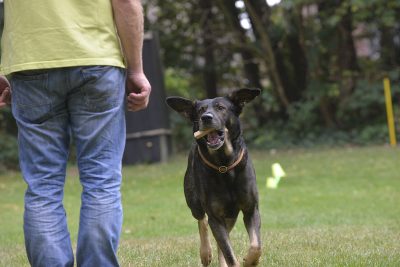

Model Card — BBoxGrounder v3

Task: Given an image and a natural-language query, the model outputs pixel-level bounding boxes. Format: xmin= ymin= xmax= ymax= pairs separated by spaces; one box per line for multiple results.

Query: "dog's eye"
xmin=216 ymin=104 xmax=226 ymax=111
xmin=198 ymin=106 xmax=207 ymax=114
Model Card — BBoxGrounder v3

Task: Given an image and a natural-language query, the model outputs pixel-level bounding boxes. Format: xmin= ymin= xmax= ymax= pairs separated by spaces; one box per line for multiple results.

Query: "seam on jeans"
xmin=81 ymin=65 xmax=114 ymax=74
xmin=11 ymin=72 xmax=49 ymax=81
xmin=65 ymin=68 xmax=73 ymax=94
xmin=80 ymin=66 xmax=115 ymax=87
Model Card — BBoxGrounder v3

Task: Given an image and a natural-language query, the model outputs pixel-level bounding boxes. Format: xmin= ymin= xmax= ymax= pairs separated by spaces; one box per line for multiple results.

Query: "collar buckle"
xmin=218 ymin=166 xmax=228 ymax=173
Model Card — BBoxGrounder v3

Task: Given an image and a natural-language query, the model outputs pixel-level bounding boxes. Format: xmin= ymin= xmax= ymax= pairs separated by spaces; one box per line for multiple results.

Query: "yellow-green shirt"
xmin=1 ymin=0 xmax=125 ymax=75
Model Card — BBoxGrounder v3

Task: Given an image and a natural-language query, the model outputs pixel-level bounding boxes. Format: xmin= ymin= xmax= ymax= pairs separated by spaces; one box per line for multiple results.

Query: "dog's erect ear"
xmin=228 ymin=88 xmax=261 ymax=114
xmin=166 ymin=96 xmax=195 ymax=121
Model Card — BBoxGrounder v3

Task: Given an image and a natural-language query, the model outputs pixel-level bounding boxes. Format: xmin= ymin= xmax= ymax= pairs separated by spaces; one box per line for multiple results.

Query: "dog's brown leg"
xmin=198 ymin=217 xmax=212 ymax=266
xmin=209 ymin=217 xmax=240 ymax=267
xmin=243 ymin=207 xmax=262 ymax=267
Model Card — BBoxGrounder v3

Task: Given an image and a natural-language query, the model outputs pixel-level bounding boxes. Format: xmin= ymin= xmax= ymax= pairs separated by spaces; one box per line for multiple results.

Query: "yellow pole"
xmin=383 ymin=77 xmax=397 ymax=147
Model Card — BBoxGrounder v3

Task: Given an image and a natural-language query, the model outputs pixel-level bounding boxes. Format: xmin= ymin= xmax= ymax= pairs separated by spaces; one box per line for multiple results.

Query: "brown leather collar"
xmin=197 ymin=147 xmax=245 ymax=173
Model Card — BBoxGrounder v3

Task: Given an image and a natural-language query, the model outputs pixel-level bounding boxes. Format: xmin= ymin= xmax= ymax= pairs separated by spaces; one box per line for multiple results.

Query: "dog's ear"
xmin=166 ymin=96 xmax=196 ymax=121
xmin=228 ymin=88 xmax=261 ymax=114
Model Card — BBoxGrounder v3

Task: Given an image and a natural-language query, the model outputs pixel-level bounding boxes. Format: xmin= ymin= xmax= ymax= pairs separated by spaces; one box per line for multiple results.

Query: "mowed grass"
xmin=0 ymin=146 xmax=399 ymax=266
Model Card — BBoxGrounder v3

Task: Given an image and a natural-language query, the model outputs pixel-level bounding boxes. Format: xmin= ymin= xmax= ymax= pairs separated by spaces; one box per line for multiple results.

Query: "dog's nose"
xmin=201 ymin=113 xmax=213 ymax=123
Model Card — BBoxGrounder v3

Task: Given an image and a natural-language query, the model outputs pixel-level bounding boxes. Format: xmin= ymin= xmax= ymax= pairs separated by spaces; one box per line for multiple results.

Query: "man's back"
xmin=1 ymin=0 xmax=124 ymax=75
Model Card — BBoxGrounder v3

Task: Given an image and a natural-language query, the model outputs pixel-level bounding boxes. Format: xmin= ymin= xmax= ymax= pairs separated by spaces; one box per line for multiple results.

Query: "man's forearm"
xmin=111 ymin=0 xmax=144 ymax=73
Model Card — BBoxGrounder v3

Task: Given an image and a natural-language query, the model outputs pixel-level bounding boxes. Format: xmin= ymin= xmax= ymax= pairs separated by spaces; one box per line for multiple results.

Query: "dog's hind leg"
xmin=198 ymin=216 xmax=212 ymax=266
xmin=243 ymin=207 xmax=262 ymax=267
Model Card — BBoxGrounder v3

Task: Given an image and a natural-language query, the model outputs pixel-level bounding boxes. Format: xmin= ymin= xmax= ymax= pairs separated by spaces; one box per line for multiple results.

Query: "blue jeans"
xmin=10 ymin=66 xmax=126 ymax=267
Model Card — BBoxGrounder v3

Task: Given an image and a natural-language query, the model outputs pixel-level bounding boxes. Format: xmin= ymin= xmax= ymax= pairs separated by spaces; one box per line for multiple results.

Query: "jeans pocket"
xmin=80 ymin=66 xmax=124 ymax=113
xmin=10 ymin=71 xmax=52 ymax=124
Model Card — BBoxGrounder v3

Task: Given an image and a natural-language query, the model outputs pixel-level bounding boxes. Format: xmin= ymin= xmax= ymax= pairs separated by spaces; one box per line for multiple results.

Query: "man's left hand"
xmin=126 ymin=71 xmax=151 ymax=112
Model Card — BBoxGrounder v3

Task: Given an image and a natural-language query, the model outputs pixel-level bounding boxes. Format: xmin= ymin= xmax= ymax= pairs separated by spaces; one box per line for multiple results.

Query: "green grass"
xmin=0 ymin=146 xmax=399 ymax=266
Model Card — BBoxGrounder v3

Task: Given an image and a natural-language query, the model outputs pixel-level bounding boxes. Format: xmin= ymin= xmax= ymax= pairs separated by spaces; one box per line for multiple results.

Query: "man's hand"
xmin=0 ymin=76 xmax=11 ymax=108
xmin=126 ymin=71 xmax=151 ymax=112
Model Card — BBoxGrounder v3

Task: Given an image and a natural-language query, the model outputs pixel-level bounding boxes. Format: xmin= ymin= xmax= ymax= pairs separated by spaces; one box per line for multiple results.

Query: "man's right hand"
xmin=0 ymin=76 xmax=11 ymax=108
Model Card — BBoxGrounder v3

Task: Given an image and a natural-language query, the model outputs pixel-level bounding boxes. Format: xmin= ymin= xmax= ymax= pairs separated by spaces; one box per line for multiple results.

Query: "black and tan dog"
xmin=166 ymin=88 xmax=262 ymax=267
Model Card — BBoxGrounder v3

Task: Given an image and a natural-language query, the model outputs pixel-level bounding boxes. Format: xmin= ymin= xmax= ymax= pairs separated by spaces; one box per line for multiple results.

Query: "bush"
xmin=246 ymin=76 xmax=399 ymax=149
xmin=336 ymin=79 xmax=389 ymax=129
xmin=0 ymin=133 xmax=19 ymax=171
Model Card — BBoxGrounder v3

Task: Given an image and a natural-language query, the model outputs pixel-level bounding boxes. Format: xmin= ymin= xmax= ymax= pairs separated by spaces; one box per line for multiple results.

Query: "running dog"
xmin=166 ymin=88 xmax=262 ymax=267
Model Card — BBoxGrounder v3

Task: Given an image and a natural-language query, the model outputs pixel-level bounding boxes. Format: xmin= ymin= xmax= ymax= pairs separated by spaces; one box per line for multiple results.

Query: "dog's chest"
xmin=208 ymin=193 xmax=239 ymax=218
xmin=201 ymin=175 xmax=241 ymax=217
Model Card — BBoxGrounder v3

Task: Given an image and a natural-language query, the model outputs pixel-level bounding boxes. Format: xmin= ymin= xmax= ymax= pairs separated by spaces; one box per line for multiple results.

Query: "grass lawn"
xmin=0 ymin=145 xmax=399 ymax=266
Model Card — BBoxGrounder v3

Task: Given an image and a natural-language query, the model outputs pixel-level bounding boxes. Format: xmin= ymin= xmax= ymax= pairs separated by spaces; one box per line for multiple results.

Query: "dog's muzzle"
xmin=194 ymin=128 xmax=227 ymax=150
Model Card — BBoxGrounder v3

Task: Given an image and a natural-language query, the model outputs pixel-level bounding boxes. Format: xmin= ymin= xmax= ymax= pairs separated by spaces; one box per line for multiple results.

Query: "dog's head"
xmin=166 ymin=88 xmax=260 ymax=151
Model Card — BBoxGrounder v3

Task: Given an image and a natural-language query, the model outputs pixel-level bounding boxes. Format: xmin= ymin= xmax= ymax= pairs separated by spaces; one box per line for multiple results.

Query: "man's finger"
xmin=0 ymin=88 xmax=8 ymax=101
xmin=0 ymin=89 xmax=11 ymax=107
xmin=128 ymin=87 xmax=150 ymax=97
xmin=127 ymin=100 xmax=148 ymax=110
xmin=127 ymin=93 xmax=147 ymax=101
xmin=4 ymin=89 xmax=11 ymax=104
xmin=127 ymin=98 xmax=148 ymax=105
xmin=127 ymin=101 xmax=148 ymax=109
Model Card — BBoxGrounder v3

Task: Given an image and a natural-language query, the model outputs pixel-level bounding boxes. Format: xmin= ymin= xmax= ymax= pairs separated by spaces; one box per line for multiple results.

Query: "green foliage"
xmin=286 ymin=99 xmax=320 ymax=134
xmin=164 ymin=68 xmax=204 ymax=99
xmin=146 ymin=0 xmax=400 ymax=152
xmin=244 ymin=75 xmax=398 ymax=149
xmin=0 ymin=108 xmax=17 ymax=135
xmin=337 ymin=79 xmax=389 ymax=128
xmin=0 ymin=133 xmax=19 ymax=171
xmin=248 ymin=121 xmax=391 ymax=149
xmin=164 ymin=74 xmax=399 ymax=151
xmin=0 ymin=108 xmax=19 ymax=172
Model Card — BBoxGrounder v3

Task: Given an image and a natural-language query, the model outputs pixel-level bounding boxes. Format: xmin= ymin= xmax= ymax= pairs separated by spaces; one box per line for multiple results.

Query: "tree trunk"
xmin=244 ymin=0 xmax=290 ymax=108
xmin=337 ymin=4 xmax=359 ymax=102
xmin=275 ymin=7 xmax=308 ymax=103
xmin=380 ymin=25 xmax=397 ymax=70
xmin=316 ymin=1 xmax=359 ymax=128
xmin=199 ymin=0 xmax=218 ymax=98
xmin=220 ymin=0 xmax=262 ymax=89
xmin=218 ymin=0 xmax=270 ymax=125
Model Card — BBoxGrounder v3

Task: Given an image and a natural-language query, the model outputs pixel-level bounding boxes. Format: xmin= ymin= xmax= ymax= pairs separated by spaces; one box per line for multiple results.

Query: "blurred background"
xmin=1 ymin=0 xmax=400 ymax=170
xmin=142 ymin=0 xmax=400 ymax=151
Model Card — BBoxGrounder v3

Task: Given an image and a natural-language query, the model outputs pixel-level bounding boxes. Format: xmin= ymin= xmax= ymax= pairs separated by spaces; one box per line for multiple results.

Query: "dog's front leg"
xmin=208 ymin=216 xmax=239 ymax=267
xmin=243 ymin=207 xmax=262 ymax=266
xmin=217 ymin=218 xmax=236 ymax=267
xmin=218 ymin=247 xmax=228 ymax=267
xmin=198 ymin=217 xmax=212 ymax=266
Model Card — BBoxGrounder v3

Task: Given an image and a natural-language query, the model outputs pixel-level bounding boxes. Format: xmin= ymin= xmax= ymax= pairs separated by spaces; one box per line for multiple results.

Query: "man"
xmin=0 ymin=0 xmax=151 ymax=266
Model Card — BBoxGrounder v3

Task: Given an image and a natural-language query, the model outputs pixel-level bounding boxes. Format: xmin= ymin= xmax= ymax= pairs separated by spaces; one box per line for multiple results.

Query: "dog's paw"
xmin=200 ymin=246 xmax=212 ymax=266
xmin=243 ymin=246 xmax=261 ymax=267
